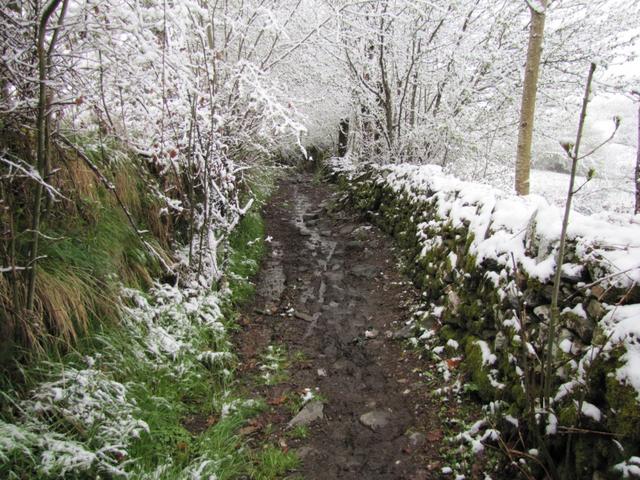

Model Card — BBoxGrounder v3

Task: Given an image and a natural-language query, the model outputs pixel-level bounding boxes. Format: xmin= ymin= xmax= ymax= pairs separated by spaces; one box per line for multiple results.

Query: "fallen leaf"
xmin=238 ymin=425 xmax=260 ymax=436
xmin=446 ymin=358 xmax=461 ymax=369
xmin=176 ymin=441 xmax=189 ymax=452
xmin=206 ymin=415 xmax=218 ymax=427
xmin=268 ymin=395 xmax=288 ymax=406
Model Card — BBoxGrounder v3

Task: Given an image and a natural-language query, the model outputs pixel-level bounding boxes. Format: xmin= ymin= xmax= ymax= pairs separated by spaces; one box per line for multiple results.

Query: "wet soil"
xmin=235 ymin=171 xmax=450 ymax=479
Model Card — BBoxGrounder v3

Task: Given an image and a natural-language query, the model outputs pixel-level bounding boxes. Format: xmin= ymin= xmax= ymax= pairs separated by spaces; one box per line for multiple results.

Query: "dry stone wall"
xmin=327 ymin=159 xmax=640 ymax=478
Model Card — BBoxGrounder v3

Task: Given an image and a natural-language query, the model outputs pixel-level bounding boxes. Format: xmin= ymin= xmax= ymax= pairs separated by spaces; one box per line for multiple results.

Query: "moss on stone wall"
xmin=464 ymin=337 xmax=498 ymax=403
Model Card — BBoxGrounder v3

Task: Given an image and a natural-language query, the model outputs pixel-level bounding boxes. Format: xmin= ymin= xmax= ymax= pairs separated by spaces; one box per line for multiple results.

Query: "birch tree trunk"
xmin=515 ymin=0 xmax=547 ymax=195
xmin=634 ymin=92 xmax=640 ymax=214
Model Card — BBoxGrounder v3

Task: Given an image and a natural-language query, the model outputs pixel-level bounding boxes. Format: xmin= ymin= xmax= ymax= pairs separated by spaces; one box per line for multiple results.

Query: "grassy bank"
xmin=0 ymin=139 xmax=169 ymax=365
xmin=0 ymin=164 xmax=300 ymax=479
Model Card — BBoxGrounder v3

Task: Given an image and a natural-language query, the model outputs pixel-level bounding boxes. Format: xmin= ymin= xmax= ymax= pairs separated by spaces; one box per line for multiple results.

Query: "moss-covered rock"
xmin=464 ymin=337 xmax=500 ymax=402
xmin=606 ymin=375 xmax=640 ymax=442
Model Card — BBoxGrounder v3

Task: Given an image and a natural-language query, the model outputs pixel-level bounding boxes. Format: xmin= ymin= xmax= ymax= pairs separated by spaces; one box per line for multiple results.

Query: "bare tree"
xmin=26 ymin=0 xmax=67 ymax=311
xmin=633 ymin=90 xmax=640 ymax=214
xmin=515 ymin=0 xmax=547 ymax=196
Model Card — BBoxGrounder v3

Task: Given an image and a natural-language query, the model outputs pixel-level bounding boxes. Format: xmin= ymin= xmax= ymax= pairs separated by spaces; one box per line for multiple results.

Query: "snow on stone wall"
xmin=328 ymin=157 xmax=640 ymax=476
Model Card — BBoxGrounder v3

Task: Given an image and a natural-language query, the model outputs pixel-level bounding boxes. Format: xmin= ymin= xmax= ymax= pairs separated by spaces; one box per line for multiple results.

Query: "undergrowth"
xmin=225 ymin=163 xmax=275 ymax=306
xmin=226 ymin=209 xmax=266 ymax=306
xmin=1 ymin=140 xmax=168 ymax=365
xmin=0 ymin=165 xmax=300 ymax=479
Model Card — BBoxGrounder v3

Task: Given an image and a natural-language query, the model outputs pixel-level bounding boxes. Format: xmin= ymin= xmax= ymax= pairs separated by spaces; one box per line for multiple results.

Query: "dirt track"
xmin=235 ymin=171 xmax=449 ymax=479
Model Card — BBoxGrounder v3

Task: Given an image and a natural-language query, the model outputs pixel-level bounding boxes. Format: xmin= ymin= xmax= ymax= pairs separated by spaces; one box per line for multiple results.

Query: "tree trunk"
xmin=515 ymin=0 xmax=547 ymax=196
xmin=635 ymin=97 xmax=640 ymax=214
xmin=338 ymin=119 xmax=349 ymax=157
xmin=378 ymin=3 xmax=394 ymax=151
xmin=26 ymin=0 xmax=64 ymax=311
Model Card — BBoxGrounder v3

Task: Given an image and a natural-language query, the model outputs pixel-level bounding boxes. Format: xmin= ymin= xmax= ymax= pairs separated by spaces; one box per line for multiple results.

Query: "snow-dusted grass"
xmin=0 ymin=279 xmax=251 ymax=479
xmin=257 ymin=345 xmax=289 ymax=386
xmin=0 ymin=188 xmax=280 ymax=479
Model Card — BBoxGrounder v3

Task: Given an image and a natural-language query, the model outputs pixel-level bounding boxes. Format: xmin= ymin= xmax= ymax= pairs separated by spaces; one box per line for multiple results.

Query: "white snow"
xmin=447 ymin=339 xmax=460 ymax=350
xmin=563 ymin=303 xmax=588 ymax=319
xmin=578 ymin=401 xmax=603 ymax=422
xmin=505 ymin=415 xmax=519 ymax=428
xmin=301 ymin=388 xmax=317 ymax=404
xmin=601 ymin=304 xmax=640 ymax=399
xmin=455 ymin=419 xmax=500 ymax=454
xmin=554 ymin=380 xmax=579 ymax=402
xmin=338 ymin=162 xmax=640 ymax=289
xmin=559 ymin=338 xmax=581 ymax=355
xmin=615 ymin=456 xmax=640 ymax=478
xmin=546 ymin=413 xmax=558 ymax=435
xmin=448 ymin=251 xmax=458 ymax=269
xmin=475 ymin=340 xmax=497 ymax=366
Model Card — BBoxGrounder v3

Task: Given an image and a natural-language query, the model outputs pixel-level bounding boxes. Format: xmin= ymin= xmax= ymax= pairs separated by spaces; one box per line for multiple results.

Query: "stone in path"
xmin=288 ymin=400 xmax=324 ymax=428
xmin=359 ymin=410 xmax=392 ymax=431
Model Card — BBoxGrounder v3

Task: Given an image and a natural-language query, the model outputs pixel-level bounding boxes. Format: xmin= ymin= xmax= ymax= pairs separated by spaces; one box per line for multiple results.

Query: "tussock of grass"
xmin=250 ymin=445 xmax=300 ymax=480
xmin=35 ymin=269 xmax=102 ymax=344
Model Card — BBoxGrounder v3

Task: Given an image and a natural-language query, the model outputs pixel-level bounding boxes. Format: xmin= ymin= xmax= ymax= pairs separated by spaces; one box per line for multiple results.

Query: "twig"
xmin=581 ymin=266 xmax=638 ymax=290
xmin=577 ymin=120 xmax=620 ymax=161
xmin=556 ymin=426 xmax=623 ymax=437
xmin=0 ymin=155 xmax=68 ymax=200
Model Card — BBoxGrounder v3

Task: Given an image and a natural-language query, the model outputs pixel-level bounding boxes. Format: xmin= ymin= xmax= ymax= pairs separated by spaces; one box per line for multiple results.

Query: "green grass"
xmin=41 ymin=196 xmax=162 ymax=286
xmin=0 ymin=165 xmax=286 ymax=479
xmin=250 ymin=445 xmax=300 ymax=480
xmin=128 ymin=395 xmax=264 ymax=479
xmin=287 ymin=425 xmax=310 ymax=440
xmin=226 ymin=209 xmax=266 ymax=305
xmin=225 ymin=164 xmax=279 ymax=306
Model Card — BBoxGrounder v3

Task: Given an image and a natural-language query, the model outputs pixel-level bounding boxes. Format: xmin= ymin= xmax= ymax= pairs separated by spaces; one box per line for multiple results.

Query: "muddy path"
xmin=235 ymin=171 xmax=450 ymax=479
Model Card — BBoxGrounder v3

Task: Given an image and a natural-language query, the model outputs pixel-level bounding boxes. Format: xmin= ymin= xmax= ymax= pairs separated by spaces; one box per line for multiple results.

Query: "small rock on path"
xmin=288 ymin=401 xmax=324 ymax=428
